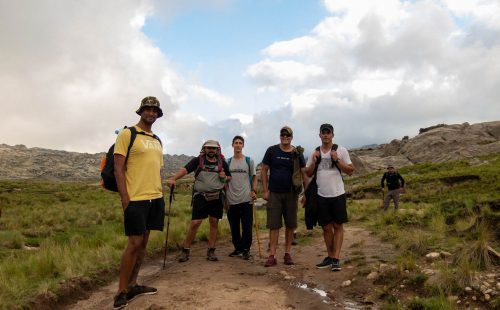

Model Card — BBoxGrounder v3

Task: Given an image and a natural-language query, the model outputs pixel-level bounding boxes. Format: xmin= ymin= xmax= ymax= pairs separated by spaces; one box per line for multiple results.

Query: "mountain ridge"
xmin=1 ymin=120 xmax=499 ymax=180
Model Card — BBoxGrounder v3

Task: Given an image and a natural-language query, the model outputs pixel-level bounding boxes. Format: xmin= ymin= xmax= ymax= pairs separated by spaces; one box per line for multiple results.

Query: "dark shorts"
xmin=317 ymin=194 xmax=348 ymax=226
xmin=266 ymin=191 xmax=298 ymax=230
xmin=124 ymin=197 xmax=165 ymax=236
xmin=192 ymin=193 xmax=224 ymax=220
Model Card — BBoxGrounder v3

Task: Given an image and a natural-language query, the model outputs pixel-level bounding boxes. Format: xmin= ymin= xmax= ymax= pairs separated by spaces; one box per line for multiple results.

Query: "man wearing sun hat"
xmin=114 ymin=96 xmax=165 ymax=309
xmin=261 ymin=126 xmax=306 ymax=267
xmin=167 ymin=139 xmax=231 ymax=263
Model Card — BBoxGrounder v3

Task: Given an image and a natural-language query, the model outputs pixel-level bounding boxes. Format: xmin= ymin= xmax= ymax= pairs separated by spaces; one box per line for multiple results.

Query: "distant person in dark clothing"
xmin=380 ymin=165 xmax=405 ymax=211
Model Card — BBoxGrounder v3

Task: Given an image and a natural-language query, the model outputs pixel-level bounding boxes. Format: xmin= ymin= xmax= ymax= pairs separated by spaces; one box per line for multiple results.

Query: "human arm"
xmin=114 ymin=154 xmax=129 ymax=210
xmin=261 ymin=164 xmax=269 ymax=201
xmin=380 ymin=173 xmax=386 ymax=189
xmin=167 ymin=168 xmax=188 ymax=188
xmin=304 ymin=150 xmax=320 ymax=177
xmin=219 ymin=159 xmax=231 ymax=183
xmin=331 ymin=147 xmax=354 ymax=176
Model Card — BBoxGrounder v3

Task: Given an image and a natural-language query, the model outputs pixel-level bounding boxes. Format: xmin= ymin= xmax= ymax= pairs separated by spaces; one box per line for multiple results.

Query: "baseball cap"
xmin=280 ymin=126 xmax=293 ymax=136
xmin=320 ymin=123 xmax=334 ymax=133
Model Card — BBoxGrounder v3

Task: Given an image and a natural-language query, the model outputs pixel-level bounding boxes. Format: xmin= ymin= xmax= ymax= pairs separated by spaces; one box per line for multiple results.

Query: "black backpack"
xmin=100 ymin=126 xmax=161 ymax=192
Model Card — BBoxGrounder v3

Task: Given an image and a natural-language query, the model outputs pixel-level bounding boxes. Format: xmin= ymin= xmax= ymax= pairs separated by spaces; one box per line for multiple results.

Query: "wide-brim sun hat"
xmin=136 ymin=96 xmax=163 ymax=117
xmin=203 ymin=140 xmax=220 ymax=148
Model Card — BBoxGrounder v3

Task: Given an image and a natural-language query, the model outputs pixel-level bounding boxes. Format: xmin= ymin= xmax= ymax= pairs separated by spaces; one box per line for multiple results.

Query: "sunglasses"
xmin=280 ymin=133 xmax=292 ymax=138
xmin=206 ymin=147 xmax=218 ymax=150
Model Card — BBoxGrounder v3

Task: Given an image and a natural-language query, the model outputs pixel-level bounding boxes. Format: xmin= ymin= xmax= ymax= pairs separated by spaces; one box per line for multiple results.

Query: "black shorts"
xmin=124 ymin=197 xmax=165 ymax=236
xmin=192 ymin=193 xmax=224 ymax=220
xmin=317 ymin=194 xmax=348 ymax=226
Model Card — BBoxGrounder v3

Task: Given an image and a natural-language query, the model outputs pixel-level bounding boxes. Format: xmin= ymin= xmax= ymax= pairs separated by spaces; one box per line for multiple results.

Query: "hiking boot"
xmin=178 ymin=248 xmax=190 ymax=263
xmin=291 ymin=232 xmax=298 ymax=245
xmin=126 ymin=285 xmax=157 ymax=302
xmin=264 ymin=255 xmax=277 ymax=267
xmin=316 ymin=256 xmax=334 ymax=269
xmin=113 ymin=291 xmax=128 ymax=310
xmin=331 ymin=259 xmax=342 ymax=272
xmin=242 ymin=250 xmax=251 ymax=260
xmin=207 ymin=248 xmax=218 ymax=261
xmin=228 ymin=249 xmax=242 ymax=257
xmin=283 ymin=253 xmax=294 ymax=265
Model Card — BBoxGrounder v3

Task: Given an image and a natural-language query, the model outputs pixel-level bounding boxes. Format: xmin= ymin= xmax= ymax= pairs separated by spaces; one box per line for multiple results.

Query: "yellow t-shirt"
xmin=114 ymin=126 xmax=164 ymax=201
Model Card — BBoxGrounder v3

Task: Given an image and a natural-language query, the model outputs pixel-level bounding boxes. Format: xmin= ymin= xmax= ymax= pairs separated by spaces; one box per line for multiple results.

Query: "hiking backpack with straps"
xmin=314 ymin=144 xmax=341 ymax=174
xmin=227 ymin=156 xmax=252 ymax=185
xmin=100 ymin=126 xmax=162 ymax=192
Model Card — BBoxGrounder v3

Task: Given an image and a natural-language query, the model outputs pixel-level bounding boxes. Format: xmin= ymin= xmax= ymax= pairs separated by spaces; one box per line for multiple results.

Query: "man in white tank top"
xmin=304 ymin=124 xmax=354 ymax=271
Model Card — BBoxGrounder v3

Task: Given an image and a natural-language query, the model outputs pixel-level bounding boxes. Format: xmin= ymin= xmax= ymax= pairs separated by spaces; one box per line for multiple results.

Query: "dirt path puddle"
xmin=292 ymin=280 xmax=364 ymax=309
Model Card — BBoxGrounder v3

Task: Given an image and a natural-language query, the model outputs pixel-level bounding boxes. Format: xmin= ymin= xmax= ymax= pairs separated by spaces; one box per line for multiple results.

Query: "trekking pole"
xmin=163 ymin=184 xmax=175 ymax=270
xmin=252 ymin=202 xmax=263 ymax=258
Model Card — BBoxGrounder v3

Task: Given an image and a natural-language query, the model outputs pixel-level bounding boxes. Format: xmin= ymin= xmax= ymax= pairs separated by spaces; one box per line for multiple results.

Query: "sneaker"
xmin=316 ymin=257 xmax=334 ymax=269
xmin=207 ymin=248 xmax=219 ymax=261
xmin=113 ymin=291 xmax=128 ymax=310
xmin=331 ymin=259 xmax=342 ymax=271
xmin=178 ymin=248 xmax=190 ymax=263
xmin=283 ymin=253 xmax=294 ymax=265
xmin=126 ymin=285 xmax=157 ymax=302
xmin=291 ymin=232 xmax=298 ymax=245
xmin=264 ymin=255 xmax=277 ymax=267
xmin=228 ymin=249 xmax=242 ymax=257
xmin=242 ymin=250 xmax=251 ymax=260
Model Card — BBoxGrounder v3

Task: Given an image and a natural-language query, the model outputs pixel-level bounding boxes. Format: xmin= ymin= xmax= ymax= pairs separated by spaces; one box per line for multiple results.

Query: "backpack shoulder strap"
xmin=331 ymin=144 xmax=341 ymax=174
xmin=125 ymin=126 xmax=137 ymax=164
xmin=194 ymin=155 xmax=204 ymax=178
xmin=228 ymin=157 xmax=232 ymax=166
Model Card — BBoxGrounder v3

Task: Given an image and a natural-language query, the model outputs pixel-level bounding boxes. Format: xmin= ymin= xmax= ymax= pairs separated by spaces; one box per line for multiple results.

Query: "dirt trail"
xmin=67 ymin=226 xmax=395 ymax=310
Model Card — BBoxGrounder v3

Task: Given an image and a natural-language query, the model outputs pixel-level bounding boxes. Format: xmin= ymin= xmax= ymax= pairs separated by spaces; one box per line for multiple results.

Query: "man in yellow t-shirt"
xmin=113 ymin=96 xmax=164 ymax=310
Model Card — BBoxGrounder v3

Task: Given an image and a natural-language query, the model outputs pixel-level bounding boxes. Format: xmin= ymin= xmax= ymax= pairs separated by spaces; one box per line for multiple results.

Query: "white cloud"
xmin=189 ymin=85 xmax=234 ymax=107
xmin=246 ymin=60 xmax=325 ymax=89
xmin=1 ymin=0 xmax=499 ymax=162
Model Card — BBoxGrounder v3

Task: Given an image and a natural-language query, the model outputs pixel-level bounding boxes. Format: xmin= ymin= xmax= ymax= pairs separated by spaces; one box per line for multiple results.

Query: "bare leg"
xmin=269 ymin=229 xmax=279 ymax=256
xmin=127 ymin=231 xmax=150 ymax=287
xmin=322 ymin=223 xmax=335 ymax=257
xmin=284 ymin=227 xmax=294 ymax=253
xmin=183 ymin=219 xmax=203 ymax=248
xmin=332 ymin=223 xmax=344 ymax=259
xmin=117 ymin=235 xmax=145 ymax=294
xmin=208 ymin=216 xmax=219 ymax=248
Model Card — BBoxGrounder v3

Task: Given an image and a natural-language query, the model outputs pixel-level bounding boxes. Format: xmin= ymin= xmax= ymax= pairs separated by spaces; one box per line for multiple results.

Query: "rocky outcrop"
xmin=351 ymin=121 xmax=500 ymax=174
xmin=0 ymin=121 xmax=499 ymax=180
xmin=0 ymin=144 xmax=193 ymax=181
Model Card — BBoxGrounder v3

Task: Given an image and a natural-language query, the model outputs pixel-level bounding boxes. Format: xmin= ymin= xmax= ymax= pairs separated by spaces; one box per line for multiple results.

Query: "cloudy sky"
xmin=1 ymin=0 xmax=499 ymax=160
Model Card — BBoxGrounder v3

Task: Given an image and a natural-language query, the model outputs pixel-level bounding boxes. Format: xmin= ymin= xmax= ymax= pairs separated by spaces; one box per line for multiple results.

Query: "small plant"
xmin=406 ymin=296 xmax=454 ymax=310
xmin=407 ymin=273 xmax=428 ymax=287
xmin=455 ymin=222 xmax=495 ymax=270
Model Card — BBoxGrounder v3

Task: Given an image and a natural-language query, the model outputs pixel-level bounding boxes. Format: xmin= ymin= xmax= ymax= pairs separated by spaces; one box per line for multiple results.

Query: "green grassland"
xmin=0 ymin=154 xmax=499 ymax=309
xmin=0 ymin=180 xmax=268 ymax=309
xmin=346 ymin=154 xmax=500 ymax=309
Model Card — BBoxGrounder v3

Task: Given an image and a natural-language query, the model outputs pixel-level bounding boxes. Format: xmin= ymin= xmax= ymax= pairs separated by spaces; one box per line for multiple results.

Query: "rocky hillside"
xmin=0 ymin=145 xmax=193 ymax=181
xmin=351 ymin=120 xmax=500 ymax=174
xmin=0 ymin=120 xmax=499 ymax=180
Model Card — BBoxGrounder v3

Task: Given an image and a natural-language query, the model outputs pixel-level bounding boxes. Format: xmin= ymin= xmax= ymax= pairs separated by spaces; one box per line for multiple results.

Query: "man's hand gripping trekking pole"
xmin=163 ymin=184 xmax=175 ymax=270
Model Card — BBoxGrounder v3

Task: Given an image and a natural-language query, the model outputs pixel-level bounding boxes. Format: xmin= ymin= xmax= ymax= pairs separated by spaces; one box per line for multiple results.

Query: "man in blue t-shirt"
xmin=261 ymin=126 xmax=306 ymax=267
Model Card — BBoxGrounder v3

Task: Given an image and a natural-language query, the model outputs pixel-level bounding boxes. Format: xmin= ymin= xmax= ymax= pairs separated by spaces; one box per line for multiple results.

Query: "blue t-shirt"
xmin=262 ymin=144 xmax=306 ymax=193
